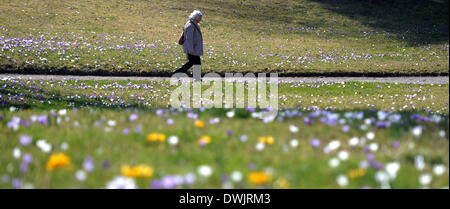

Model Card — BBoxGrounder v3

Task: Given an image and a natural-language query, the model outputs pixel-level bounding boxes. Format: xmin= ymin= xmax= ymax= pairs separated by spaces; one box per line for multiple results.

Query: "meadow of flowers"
xmin=1 ymin=77 xmax=448 ymax=113
xmin=0 ymin=0 xmax=449 ymax=189
xmin=0 ymin=77 xmax=448 ymax=189
xmin=0 ymin=0 xmax=448 ymax=75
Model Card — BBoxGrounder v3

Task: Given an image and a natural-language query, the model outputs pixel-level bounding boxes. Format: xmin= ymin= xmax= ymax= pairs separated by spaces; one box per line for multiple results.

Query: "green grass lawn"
xmin=0 ymin=78 xmax=448 ymax=113
xmin=0 ymin=77 xmax=449 ymax=188
xmin=0 ymin=0 xmax=448 ymax=75
xmin=0 ymin=106 xmax=448 ymax=189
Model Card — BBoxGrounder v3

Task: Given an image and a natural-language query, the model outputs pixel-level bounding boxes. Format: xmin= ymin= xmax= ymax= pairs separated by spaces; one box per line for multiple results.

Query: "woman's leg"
xmin=190 ymin=54 xmax=201 ymax=65
xmin=174 ymin=54 xmax=194 ymax=73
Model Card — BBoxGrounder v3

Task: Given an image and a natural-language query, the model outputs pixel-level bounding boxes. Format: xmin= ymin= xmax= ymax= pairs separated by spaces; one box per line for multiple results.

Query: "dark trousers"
xmin=175 ymin=54 xmax=201 ymax=73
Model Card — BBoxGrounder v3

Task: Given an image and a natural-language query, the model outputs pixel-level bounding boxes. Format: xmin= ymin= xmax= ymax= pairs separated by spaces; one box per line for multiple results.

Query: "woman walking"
xmin=174 ymin=10 xmax=203 ymax=74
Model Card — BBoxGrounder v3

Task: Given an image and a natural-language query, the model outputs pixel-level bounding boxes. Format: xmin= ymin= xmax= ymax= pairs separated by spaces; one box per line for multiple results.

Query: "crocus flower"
xmin=12 ymin=178 xmax=21 ymax=189
xmin=83 ymin=157 xmax=95 ymax=172
xmin=19 ymin=135 xmax=32 ymax=146
xmin=310 ymin=139 xmax=320 ymax=148
xmin=129 ymin=114 xmax=138 ymax=121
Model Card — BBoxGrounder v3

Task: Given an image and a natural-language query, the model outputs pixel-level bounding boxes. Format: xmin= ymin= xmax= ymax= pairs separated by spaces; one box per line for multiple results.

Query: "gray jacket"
xmin=183 ymin=20 xmax=203 ymax=56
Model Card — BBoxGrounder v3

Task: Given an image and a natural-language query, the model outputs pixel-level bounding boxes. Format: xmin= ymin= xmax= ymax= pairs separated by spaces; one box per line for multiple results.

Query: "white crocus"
xmin=336 ymin=175 xmax=348 ymax=187
xmin=230 ymin=171 xmax=243 ymax=182
xmin=338 ymin=150 xmax=349 ymax=161
xmin=419 ymin=174 xmax=432 ymax=186
xmin=328 ymin=158 xmax=340 ymax=168
xmin=290 ymin=139 xmax=299 ymax=148
xmin=197 ymin=165 xmax=213 ymax=177
xmin=168 ymin=136 xmax=179 ymax=146
xmin=433 ymin=165 xmax=446 ymax=176
xmin=289 ymin=125 xmax=299 ymax=133
xmin=385 ymin=162 xmax=400 ymax=180
xmin=106 ymin=176 xmax=137 ymax=189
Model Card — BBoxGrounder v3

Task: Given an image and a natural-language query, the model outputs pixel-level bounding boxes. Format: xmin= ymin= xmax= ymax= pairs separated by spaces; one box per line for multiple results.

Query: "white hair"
xmin=189 ymin=10 xmax=203 ymax=20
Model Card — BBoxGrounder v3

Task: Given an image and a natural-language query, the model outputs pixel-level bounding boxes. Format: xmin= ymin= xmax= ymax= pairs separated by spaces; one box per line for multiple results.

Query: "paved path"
xmin=0 ymin=74 xmax=448 ymax=84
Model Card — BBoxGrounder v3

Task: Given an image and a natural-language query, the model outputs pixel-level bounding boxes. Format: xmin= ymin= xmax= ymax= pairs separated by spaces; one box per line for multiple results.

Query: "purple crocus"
xmin=226 ymin=129 xmax=232 ymax=137
xmin=240 ymin=135 xmax=248 ymax=142
xmin=303 ymin=117 xmax=312 ymax=125
xmin=19 ymin=135 xmax=32 ymax=146
xmin=7 ymin=117 xmax=20 ymax=129
xmin=160 ymin=176 xmax=176 ymax=189
xmin=37 ymin=115 xmax=48 ymax=125
xmin=22 ymin=153 xmax=33 ymax=164
xmin=184 ymin=173 xmax=196 ymax=186
xmin=369 ymin=161 xmax=384 ymax=170
xmin=363 ymin=146 xmax=370 ymax=153
xmin=83 ymin=157 xmax=94 ymax=172
xmin=375 ymin=121 xmax=389 ymax=128
xmin=101 ymin=160 xmax=111 ymax=169
xmin=20 ymin=162 xmax=28 ymax=173
xmin=129 ymin=114 xmax=138 ymax=121
xmin=310 ymin=139 xmax=320 ymax=148
xmin=122 ymin=128 xmax=130 ymax=135
xmin=366 ymin=153 xmax=375 ymax=161
xmin=220 ymin=174 xmax=229 ymax=183
xmin=12 ymin=178 xmax=21 ymax=189
xmin=247 ymin=163 xmax=257 ymax=170
xmin=151 ymin=180 xmax=162 ymax=189
xmin=19 ymin=119 xmax=30 ymax=127
xmin=391 ymin=141 xmax=400 ymax=148
xmin=341 ymin=125 xmax=350 ymax=132
xmin=134 ymin=124 xmax=142 ymax=133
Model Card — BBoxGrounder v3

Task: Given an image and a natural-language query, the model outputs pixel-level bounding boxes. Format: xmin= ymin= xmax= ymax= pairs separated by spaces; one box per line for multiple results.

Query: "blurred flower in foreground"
xmin=197 ymin=165 xmax=213 ymax=177
xmin=198 ymin=136 xmax=211 ymax=146
xmin=433 ymin=164 xmax=446 ymax=176
xmin=419 ymin=173 xmax=432 ymax=186
xmin=13 ymin=147 xmax=21 ymax=159
xmin=168 ymin=136 xmax=179 ymax=146
xmin=240 ymin=135 xmax=248 ymax=142
xmin=83 ymin=157 xmax=95 ymax=172
xmin=129 ymin=114 xmax=138 ymax=121
xmin=36 ymin=139 xmax=52 ymax=153
xmin=147 ymin=133 xmax=166 ymax=142
xmin=46 ymin=153 xmax=71 ymax=171
xmin=19 ymin=135 xmax=32 ymax=146
xmin=275 ymin=178 xmax=290 ymax=189
xmin=289 ymin=125 xmax=299 ymax=133
xmin=75 ymin=170 xmax=87 ymax=182
xmin=248 ymin=172 xmax=270 ymax=185
xmin=121 ymin=164 xmax=153 ymax=178
xmin=230 ymin=171 xmax=243 ymax=182
xmin=106 ymin=176 xmax=137 ymax=189
xmin=412 ymin=126 xmax=423 ymax=137
xmin=258 ymin=136 xmax=274 ymax=145
xmin=194 ymin=120 xmax=204 ymax=128
xmin=336 ymin=175 xmax=349 ymax=187
xmin=290 ymin=139 xmax=299 ymax=148
xmin=347 ymin=168 xmax=366 ymax=179
xmin=310 ymin=139 xmax=320 ymax=148
xmin=385 ymin=162 xmax=400 ymax=179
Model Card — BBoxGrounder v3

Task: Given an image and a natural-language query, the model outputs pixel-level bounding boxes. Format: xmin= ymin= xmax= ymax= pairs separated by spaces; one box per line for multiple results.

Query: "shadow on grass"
xmin=180 ymin=0 xmax=448 ymax=46
xmin=1 ymin=65 xmax=448 ymax=77
xmin=310 ymin=0 xmax=449 ymax=46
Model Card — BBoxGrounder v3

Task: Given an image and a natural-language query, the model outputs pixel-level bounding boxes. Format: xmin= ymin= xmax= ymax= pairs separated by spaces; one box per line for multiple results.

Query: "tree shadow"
xmin=176 ymin=0 xmax=448 ymax=46
xmin=310 ymin=0 xmax=449 ymax=46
